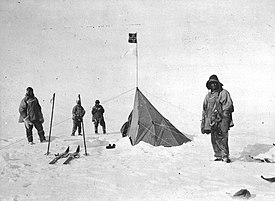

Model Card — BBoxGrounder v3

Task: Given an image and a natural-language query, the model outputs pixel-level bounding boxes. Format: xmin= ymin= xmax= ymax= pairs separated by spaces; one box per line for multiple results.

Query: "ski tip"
xmin=76 ymin=145 xmax=80 ymax=152
xmin=66 ymin=146 xmax=70 ymax=152
xmin=261 ymin=175 xmax=264 ymax=179
xmin=261 ymin=175 xmax=275 ymax=182
xmin=49 ymin=159 xmax=57 ymax=164
xmin=63 ymin=161 xmax=69 ymax=165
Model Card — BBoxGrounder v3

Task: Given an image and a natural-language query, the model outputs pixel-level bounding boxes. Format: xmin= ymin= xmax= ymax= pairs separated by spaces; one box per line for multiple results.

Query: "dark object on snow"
xmin=261 ymin=175 xmax=275 ymax=183
xmin=106 ymin=144 xmax=116 ymax=149
xmin=233 ymin=189 xmax=251 ymax=199
xmin=49 ymin=146 xmax=70 ymax=164
xmin=248 ymin=155 xmax=274 ymax=163
xmin=63 ymin=145 xmax=80 ymax=165
xmin=214 ymin=157 xmax=223 ymax=161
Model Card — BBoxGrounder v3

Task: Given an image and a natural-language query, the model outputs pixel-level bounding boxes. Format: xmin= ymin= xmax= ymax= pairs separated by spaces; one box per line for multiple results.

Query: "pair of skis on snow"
xmin=49 ymin=145 xmax=80 ymax=165
xmin=249 ymin=143 xmax=275 ymax=183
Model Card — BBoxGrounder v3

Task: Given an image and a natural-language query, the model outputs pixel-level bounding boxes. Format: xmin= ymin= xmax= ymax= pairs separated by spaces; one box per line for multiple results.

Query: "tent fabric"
xmin=125 ymin=88 xmax=191 ymax=147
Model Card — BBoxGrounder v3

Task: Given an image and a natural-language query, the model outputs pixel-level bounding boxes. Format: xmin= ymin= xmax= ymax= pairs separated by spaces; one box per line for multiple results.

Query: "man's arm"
xmin=91 ymin=106 xmax=97 ymax=115
xmin=202 ymin=94 xmax=209 ymax=112
xmin=81 ymin=106 xmax=86 ymax=117
xmin=72 ymin=106 xmax=77 ymax=119
xmin=19 ymin=99 xmax=27 ymax=119
xmin=219 ymin=90 xmax=233 ymax=112
xmin=101 ymin=106 xmax=105 ymax=114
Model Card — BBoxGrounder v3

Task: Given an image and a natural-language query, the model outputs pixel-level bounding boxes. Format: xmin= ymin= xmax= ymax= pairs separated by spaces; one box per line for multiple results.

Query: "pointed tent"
xmin=125 ymin=88 xmax=191 ymax=147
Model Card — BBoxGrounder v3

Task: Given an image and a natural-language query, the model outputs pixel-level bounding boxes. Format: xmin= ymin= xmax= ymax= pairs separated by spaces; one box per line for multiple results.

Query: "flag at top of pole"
xmin=128 ymin=33 xmax=137 ymax=43
xmin=128 ymin=32 xmax=138 ymax=87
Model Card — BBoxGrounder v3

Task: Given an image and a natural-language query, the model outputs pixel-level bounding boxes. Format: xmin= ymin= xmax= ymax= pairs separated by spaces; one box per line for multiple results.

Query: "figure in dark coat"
xmin=71 ymin=99 xmax=85 ymax=136
xmin=201 ymin=75 xmax=234 ymax=163
xmin=91 ymin=100 xmax=106 ymax=134
xmin=18 ymin=87 xmax=46 ymax=144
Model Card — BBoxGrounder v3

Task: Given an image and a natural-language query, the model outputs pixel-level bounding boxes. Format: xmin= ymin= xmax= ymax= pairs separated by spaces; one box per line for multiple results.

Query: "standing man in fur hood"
xmin=92 ymin=100 xmax=106 ymax=134
xmin=19 ymin=87 xmax=46 ymax=144
xmin=201 ymin=75 xmax=234 ymax=163
xmin=71 ymin=98 xmax=86 ymax=136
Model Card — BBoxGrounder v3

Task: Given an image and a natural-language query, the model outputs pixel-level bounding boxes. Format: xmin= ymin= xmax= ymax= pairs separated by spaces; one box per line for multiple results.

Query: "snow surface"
xmin=1 ymin=133 xmax=275 ymax=201
xmin=1 ymin=0 xmax=275 ymax=200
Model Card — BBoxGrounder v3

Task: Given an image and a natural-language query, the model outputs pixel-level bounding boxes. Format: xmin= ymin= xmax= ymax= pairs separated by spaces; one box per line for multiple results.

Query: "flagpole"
xmin=136 ymin=33 xmax=138 ymax=88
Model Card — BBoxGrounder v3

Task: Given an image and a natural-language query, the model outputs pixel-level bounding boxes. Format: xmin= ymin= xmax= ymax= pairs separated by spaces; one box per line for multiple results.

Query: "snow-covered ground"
xmin=1 ymin=131 xmax=275 ymax=201
xmin=1 ymin=0 xmax=275 ymax=200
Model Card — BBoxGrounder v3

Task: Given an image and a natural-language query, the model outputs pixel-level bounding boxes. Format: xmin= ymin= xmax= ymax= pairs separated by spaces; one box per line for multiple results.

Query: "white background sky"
xmin=0 ymin=0 xmax=275 ymax=140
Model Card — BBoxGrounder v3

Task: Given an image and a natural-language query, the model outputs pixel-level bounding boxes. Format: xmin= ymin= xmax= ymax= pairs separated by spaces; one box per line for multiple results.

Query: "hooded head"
xmin=206 ymin=74 xmax=223 ymax=90
xmin=26 ymin=87 xmax=34 ymax=97
xmin=95 ymin=100 xmax=100 ymax=105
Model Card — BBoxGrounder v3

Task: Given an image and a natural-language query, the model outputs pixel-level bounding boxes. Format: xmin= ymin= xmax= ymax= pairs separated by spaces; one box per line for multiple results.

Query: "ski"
xmin=261 ymin=175 xmax=275 ymax=183
xmin=49 ymin=146 xmax=70 ymax=164
xmin=248 ymin=155 xmax=274 ymax=163
xmin=63 ymin=145 xmax=80 ymax=165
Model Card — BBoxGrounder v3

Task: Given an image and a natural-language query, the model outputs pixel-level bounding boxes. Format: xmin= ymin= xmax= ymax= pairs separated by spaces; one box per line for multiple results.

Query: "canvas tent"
xmin=122 ymin=88 xmax=191 ymax=147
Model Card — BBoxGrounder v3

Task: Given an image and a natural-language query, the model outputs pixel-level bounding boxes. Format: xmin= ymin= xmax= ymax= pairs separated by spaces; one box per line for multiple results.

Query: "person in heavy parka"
xmin=19 ymin=87 xmax=46 ymax=144
xmin=201 ymin=75 xmax=234 ymax=163
xmin=71 ymin=99 xmax=86 ymax=136
xmin=92 ymin=100 xmax=106 ymax=134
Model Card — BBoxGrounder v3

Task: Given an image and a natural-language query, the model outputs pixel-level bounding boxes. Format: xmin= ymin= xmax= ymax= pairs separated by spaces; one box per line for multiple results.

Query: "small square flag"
xmin=128 ymin=33 xmax=137 ymax=43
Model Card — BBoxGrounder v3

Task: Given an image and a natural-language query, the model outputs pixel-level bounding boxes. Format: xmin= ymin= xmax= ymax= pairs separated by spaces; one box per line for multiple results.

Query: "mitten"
xmin=24 ymin=117 xmax=32 ymax=129
xmin=39 ymin=114 xmax=44 ymax=123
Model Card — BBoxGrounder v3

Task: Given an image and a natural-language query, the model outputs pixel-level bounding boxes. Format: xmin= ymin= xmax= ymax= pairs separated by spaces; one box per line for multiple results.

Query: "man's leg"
xmin=77 ymin=121 xmax=82 ymax=135
xmin=25 ymin=124 xmax=34 ymax=143
xmin=100 ymin=118 xmax=106 ymax=134
xmin=33 ymin=121 xmax=46 ymax=142
xmin=220 ymin=132 xmax=229 ymax=157
xmin=220 ymin=116 xmax=230 ymax=161
xmin=71 ymin=120 xmax=77 ymax=136
xmin=211 ymin=129 xmax=222 ymax=160
xmin=94 ymin=120 xmax=99 ymax=134
xmin=214 ymin=131 xmax=228 ymax=158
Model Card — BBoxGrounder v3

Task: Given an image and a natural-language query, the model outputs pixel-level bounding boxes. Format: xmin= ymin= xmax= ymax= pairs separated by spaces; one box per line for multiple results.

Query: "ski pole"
xmin=78 ymin=94 xmax=88 ymax=156
xmin=81 ymin=120 xmax=88 ymax=156
xmin=46 ymin=93 xmax=55 ymax=155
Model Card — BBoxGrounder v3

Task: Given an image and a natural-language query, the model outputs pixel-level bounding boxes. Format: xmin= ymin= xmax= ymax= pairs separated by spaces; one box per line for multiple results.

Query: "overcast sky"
xmin=1 ymin=0 xmax=274 ymax=138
